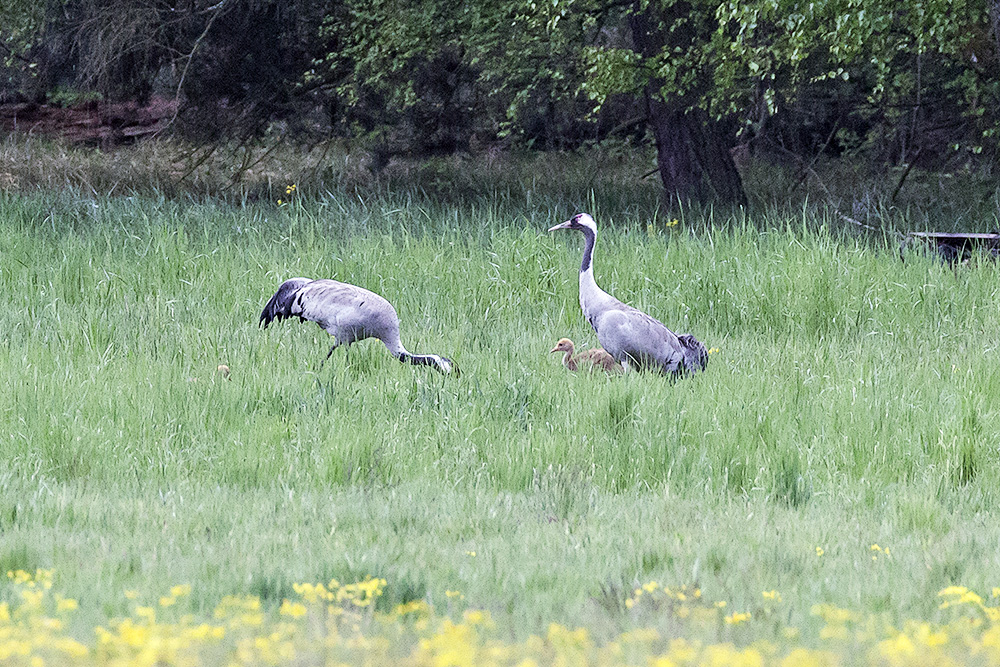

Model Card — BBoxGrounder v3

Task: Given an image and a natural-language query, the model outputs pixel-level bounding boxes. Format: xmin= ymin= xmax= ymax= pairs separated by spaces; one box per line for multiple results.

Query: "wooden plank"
xmin=908 ymin=232 xmax=1000 ymax=240
xmin=902 ymin=230 xmax=1000 ymax=263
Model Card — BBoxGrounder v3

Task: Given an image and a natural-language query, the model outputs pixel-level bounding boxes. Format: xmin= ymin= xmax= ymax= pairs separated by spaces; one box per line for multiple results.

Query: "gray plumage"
xmin=548 ymin=213 xmax=707 ymax=376
xmin=260 ymin=277 xmax=456 ymax=375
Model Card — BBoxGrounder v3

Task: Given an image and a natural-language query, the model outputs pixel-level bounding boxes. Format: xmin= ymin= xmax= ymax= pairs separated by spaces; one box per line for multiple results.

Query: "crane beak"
xmin=549 ymin=344 xmax=561 ymax=353
xmin=548 ymin=220 xmax=573 ymax=232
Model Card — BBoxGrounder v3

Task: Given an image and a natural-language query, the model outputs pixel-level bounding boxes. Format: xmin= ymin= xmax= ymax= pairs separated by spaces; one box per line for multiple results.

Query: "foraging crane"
xmin=259 ymin=278 xmax=457 ymax=375
xmin=550 ymin=338 xmax=622 ymax=374
xmin=548 ymin=213 xmax=707 ymax=375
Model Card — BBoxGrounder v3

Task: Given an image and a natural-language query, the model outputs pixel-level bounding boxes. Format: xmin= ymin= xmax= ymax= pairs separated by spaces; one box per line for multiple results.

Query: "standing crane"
xmin=260 ymin=278 xmax=457 ymax=375
xmin=548 ymin=213 xmax=707 ymax=376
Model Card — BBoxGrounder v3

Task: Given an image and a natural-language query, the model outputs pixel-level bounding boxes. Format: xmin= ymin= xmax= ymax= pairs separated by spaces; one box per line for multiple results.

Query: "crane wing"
xmin=290 ymin=279 xmax=399 ymax=346
xmin=594 ymin=307 xmax=688 ymax=373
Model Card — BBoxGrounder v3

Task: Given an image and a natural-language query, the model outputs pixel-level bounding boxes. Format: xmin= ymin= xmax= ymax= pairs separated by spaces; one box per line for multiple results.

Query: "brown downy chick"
xmin=550 ymin=338 xmax=622 ymax=374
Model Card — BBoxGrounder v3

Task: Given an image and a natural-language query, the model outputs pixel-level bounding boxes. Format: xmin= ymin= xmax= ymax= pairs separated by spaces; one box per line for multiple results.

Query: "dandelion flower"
xmin=56 ymin=596 xmax=79 ymax=612
xmin=279 ymin=600 xmax=307 ymax=617
xmin=135 ymin=606 xmax=156 ymax=621
xmin=171 ymin=584 xmax=192 ymax=598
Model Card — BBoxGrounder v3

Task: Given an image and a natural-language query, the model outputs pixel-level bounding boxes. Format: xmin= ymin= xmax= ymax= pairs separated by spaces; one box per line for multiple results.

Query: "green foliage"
xmin=303 ymin=0 xmax=1000 ymax=192
xmin=0 ymin=0 xmax=45 ymax=65
xmin=3 ymin=0 xmax=997 ymax=179
xmin=311 ymin=0 xmax=599 ymax=145
xmin=45 ymin=87 xmax=102 ymax=107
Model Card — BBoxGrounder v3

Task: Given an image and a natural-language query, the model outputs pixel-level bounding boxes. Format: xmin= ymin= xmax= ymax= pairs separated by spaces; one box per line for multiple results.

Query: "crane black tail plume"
xmin=259 ymin=277 xmax=311 ymax=328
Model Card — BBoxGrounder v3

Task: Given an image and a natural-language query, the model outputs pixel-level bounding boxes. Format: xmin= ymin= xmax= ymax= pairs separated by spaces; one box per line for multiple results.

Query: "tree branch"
xmin=991 ymin=1 xmax=1000 ymax=61
xmin=890 ymin=145 xmax=922 ymax=203
xmin=154 ymin=0 xmax=228 ymax=138
xmin=0 ymin=38 xmax=34 ymax=65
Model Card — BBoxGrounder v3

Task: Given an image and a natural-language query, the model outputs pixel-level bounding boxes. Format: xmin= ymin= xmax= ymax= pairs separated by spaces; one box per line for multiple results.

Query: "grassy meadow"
xmin=2 ymin=150 xmax=1000 ymax=664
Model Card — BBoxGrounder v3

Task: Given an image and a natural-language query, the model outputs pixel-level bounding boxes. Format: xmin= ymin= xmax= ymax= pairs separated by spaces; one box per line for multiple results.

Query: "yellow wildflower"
xmin=780 ymin=648 xmax=835 ymax=667
xmin=279 ymin=600 xmax=307 ymax=617
xmin=938 ymin=585 xmax=984 ymax=609
xmin=135 ymin=605 xmax=156 ymax=622
xmin=620 ymin=628 xmax=660 ymax=643
xmin=170 ymin=584 xmax=192 ymax=597
xmin=820 ymin=624 xmax=850 ymax=640
xmin=393 ymin=599 xmax=430 ymax=616
xmin=8 ymin=569 xmax=32 ymax=585
xmin=878 ymin=633 xmax=916 ymax=659
xmin=465 ymin=609 xmax=493 ymax=627
xmin=20 ymin=589 xmax=44 ymax=608
xmin=55 ymin=596 xmax=78 ymax=612
xmin=810 ymin=603 xmax=855 ymax=624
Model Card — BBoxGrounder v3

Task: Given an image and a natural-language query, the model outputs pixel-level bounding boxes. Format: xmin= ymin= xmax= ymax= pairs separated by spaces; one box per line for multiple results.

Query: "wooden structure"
xmin=902 ymin=232 xmax=1000 ymax=263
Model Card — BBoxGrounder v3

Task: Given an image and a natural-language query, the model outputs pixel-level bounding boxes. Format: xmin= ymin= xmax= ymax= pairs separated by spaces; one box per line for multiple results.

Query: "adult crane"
xmin=548 ymin=213 xmax=707 ymax=376
xmin=260 ymin=278 xmax=457 ymax=375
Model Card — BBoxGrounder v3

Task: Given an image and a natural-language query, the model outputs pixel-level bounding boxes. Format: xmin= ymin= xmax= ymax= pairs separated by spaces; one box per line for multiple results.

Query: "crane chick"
xmin=548 ymin=213 xmax=707 ymax=376
xmin=550 ymin=338 xmax=622 ymax=374
xmin=260 ymin=278 xmax=457 ymax=375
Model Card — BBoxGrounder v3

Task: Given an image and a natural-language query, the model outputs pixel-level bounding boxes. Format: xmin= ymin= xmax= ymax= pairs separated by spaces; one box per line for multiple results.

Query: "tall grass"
xmin=2 ymin=179 xmax=1000 ymax=639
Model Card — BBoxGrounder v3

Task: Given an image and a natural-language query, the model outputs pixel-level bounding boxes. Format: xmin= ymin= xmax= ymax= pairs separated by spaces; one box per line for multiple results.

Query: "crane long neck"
xmin=383 ymin=335 xmax=452 ymax=374
xmin=577 ymin=226 xmax=604 ymax=305
xmin=579 ymin=226 xmax=595 ymax=274
xmin=400 ymin=352 xmax=441 ymax=368
xmin=383 ymin=338 xmax=422 ymax=366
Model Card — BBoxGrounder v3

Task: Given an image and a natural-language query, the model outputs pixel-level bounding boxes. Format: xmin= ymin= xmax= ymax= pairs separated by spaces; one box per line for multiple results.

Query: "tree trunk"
xmin=630 ymin=3 xmax=747 ymax=206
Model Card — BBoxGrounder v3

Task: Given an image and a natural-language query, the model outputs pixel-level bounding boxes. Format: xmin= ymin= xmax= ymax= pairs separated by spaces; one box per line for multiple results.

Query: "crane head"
xmin=548 ymin=213 xmax=597 ymax=234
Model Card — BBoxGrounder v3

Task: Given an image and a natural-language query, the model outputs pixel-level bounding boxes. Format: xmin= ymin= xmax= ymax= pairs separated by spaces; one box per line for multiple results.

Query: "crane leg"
xmin=319 ymin=342 xmax=340 ymax=370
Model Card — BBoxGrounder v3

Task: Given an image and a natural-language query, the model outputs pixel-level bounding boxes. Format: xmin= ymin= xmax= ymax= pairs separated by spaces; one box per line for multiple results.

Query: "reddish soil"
xmin=0 ymin=97 xmax=177 ymax=146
